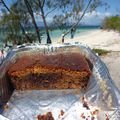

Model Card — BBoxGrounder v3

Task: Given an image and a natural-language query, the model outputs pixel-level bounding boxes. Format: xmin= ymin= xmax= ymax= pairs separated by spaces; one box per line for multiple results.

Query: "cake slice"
xmin=7 ymin=53 xmax=92 ymax=90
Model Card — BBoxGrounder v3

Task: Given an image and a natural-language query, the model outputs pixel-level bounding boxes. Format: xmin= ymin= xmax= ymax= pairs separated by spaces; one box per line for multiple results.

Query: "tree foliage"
xmin=102 ymin=16 xmax=120 ymax=32
xmin=0 ymin=0 xmax=30 ymax=46
xmin=0 ymin=6 xmax=22 ymax=45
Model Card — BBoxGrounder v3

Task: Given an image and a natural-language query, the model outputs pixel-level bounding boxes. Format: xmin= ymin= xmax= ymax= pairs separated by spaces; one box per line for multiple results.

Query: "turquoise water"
xmin=41 ymin=26 xmax=99 ymax=43
xmin=0 ymin=26 xmax=99 ymax=45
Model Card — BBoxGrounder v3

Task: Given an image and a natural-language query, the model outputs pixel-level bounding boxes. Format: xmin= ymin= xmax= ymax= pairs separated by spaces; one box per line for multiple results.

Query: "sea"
xmin=0 ymin=26 xmax=99 ymax=47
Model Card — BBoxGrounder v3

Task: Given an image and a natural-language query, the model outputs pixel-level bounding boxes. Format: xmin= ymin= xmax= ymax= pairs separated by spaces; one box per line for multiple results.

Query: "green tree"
xmin=0 ymin=1 xmax=39 ymax=45
xmin=102 ymin=16 xmax=120 ymax=32
xmin=37 ymin=0 xmax=52 ymax=44
xmin=0 ymin=0 xmax=31 ymax=45
xmin=14 ymin=0 xmax=42 ymax=43
xmin=23 ymin=0 xmax=41 ymax=43
xmin=31 ymin=0 xmax=69 ymax=44
xmin=0 ymin=9 xmax=22 ymax=45
xmin=57 ymin=0 xmax=106 ymax=42
xmin=34 ymin=0 xmax=106 ymax=43
xmin=0 ymin=8 xmax=27 ymax=45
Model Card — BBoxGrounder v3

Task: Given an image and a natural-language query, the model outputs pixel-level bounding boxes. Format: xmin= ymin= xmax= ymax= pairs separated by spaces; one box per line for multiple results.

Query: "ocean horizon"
xmin=0 ymin=26 xmax=99 ymax=46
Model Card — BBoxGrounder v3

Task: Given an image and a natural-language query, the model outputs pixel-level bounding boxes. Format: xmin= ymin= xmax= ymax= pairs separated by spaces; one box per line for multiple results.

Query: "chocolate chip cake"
xmin=7 ymin=52 xmax=93 ymax=90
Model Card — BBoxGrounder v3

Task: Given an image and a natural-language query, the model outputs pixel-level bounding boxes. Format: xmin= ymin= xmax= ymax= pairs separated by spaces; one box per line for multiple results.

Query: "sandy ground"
xmin=58 ymin=30 xmax=120 ymax=90
xmin=60 ymin=30 xmax=120 ymax=51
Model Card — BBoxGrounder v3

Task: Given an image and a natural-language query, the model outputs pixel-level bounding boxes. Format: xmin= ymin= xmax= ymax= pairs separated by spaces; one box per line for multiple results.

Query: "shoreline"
xmin=55 ymin=29 xmax=120 ymax=51
xmin=1 ymin=29 xmax=120 ymax=52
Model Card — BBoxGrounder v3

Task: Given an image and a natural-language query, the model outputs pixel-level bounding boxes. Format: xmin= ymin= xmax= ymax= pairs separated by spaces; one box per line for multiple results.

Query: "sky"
xmin=82 ymin=0 xmax=120 ymax=25
xmin=80 ymin=0 xmax=120 ymax=25
xmin=0 ymin=0 xmax=120 ymax=26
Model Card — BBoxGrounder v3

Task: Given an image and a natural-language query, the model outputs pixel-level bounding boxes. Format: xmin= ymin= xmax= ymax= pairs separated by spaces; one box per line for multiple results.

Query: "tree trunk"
xmin=1 ymin=0 xmax=30 ymax=43
xmin=38 ymin=0 xmax=52 ymax=44
xmin=19 ymin=23 xmax=30 ymax=43
xmin=62 ymin=0 xmax=93 ymax=42
xmin=4 ymin=40 xmax=8 ymax=47
xmin=42 ymin=14 xmax=51 ymax=44
xmin=24 ymin=0 xmax=41 ymax=43
xmin=13 ymin=39 xmax=17 ymax=46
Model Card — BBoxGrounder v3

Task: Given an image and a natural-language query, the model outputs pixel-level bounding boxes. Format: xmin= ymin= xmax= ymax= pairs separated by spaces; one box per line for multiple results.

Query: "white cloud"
xmin=0 ymin=10 xmax=111 ymax=26
xmin=81 ymin=11 xmax=111 ymax=25
xmin=33 ymin=10 xmax=112 ymax=26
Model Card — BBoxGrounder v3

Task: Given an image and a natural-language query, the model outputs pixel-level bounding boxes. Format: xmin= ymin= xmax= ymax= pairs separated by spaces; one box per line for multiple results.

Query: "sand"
xmin=57 ymin=30 xmax=120 ymax=51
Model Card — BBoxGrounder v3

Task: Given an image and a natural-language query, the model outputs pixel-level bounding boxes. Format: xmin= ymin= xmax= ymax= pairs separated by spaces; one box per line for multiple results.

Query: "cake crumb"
xmin=37 ymin=112 xmax=54 ymax=120
xmin=80 ymin=113 xmax=86 ymax=119
xmin=105 ymin=114 xmax=109 ymax=120
xmin=58 ymin=110 xmax=65 ymax=118
xmin=81 ymin=96 xmax=90 ymax=110
xmin=3 ymin=103 xmax=9 ymax=111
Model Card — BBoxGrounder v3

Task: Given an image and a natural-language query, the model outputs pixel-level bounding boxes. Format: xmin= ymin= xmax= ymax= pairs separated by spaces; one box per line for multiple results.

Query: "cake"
xmin=7 ymin=52 xmax=93 ymax=90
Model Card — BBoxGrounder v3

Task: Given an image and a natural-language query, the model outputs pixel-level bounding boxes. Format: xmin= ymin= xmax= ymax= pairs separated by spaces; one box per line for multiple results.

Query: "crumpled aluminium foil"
xmin=0 ymin=42 xmax=120 ymax=120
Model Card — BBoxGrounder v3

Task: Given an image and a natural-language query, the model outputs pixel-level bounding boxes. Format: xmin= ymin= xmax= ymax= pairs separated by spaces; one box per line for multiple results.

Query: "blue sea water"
xmin=38 ymin=26 xmax=99 ymax=43
xmin=0 ymin=26 xmax=99 ymax=46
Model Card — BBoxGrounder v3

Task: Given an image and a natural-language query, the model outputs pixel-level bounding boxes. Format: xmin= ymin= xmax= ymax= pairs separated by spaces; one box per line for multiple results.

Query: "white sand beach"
xmin=63 ymin=30 xmax=120 ymax=51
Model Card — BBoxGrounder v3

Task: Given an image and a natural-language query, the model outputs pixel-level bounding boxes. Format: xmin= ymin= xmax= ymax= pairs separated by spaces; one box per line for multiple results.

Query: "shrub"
xmin=102 ymin=16 xmax=120 ymax=32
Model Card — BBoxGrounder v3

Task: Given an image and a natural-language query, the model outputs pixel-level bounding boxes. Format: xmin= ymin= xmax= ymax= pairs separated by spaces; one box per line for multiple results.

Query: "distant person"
xmin=0 ymin=50 xmax=2 ymax=64
xmin=0 ymin=104 xmax=3 ymax=113
xmin=62 ymin=34 xmax=64 ymax=43
xmin=71 ymin=28 xmax=75 ymax=39
xmin=1 ymin=49 xmax=4 ymax=59
xmin=0 ymin=49 xmax=4 ymax=64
